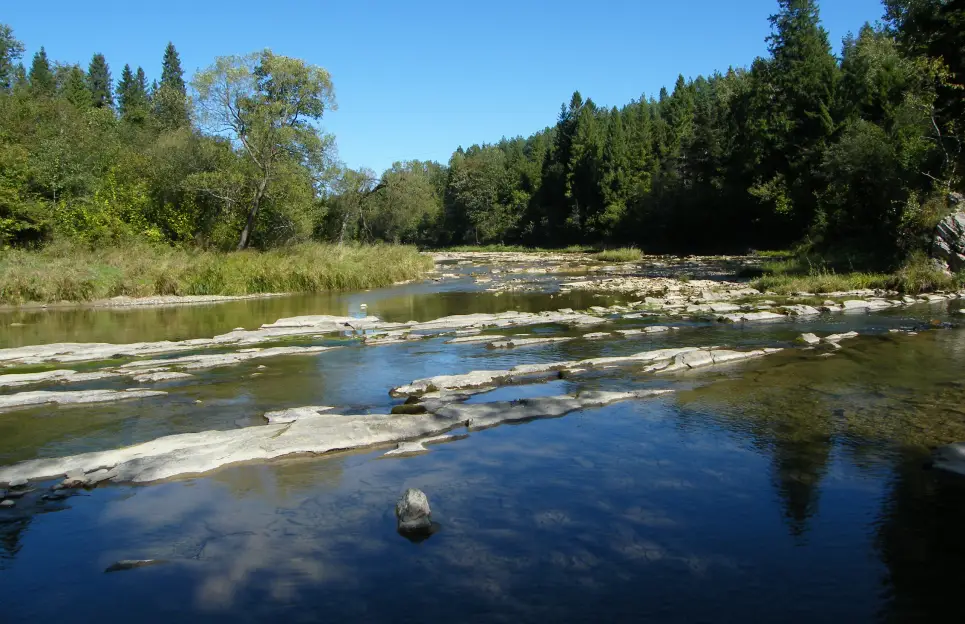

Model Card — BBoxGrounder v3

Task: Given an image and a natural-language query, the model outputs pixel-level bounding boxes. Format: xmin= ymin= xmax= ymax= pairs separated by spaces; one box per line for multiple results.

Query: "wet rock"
xmin=391 ymin=404 xmax=428 ymax=415
xmin=132 ymin=371 xmax=193 ymax=383
xmin=445 ymin=334 xmax=507 ymax=345
xmin=7 ymin=477 xmax=27 ymax=488
xmin=0 ymin=369 xmax=123 ymax=389
xmin=799 ymin=333 xmax=821 ymax=345
xmin=396 ymin=488 xmax=433 ymax=535
xmin=0 ymin=392 xmax=674 ymax=485
xmin=932 ymin=442 xmax=965 ymax=477
xmin=0 ymin=499 xmax=14 ymax=508
xmin=823 ymin=331 xmax=859 ymax=343
xmin=582 ymin=332 xmax=614 ymax=340
xmin=785 ymin=304 xmax=821 ymax=317
xmin=0 ymin=389 xmax=165 ymax=412
xmin=104 ymin=559 xmax=166 ymax=573
xmin=487 ymin=337 xmax=575 ymax=349
xmin=842 ymin=300 xmax=871 ymax=311
xmin=2 ymin=488 xmax=32 ymax=499
xmin=263 ymin=405 xmax=334 ymax=424
xmin=720 ymin=311 xmax=785 ymax=323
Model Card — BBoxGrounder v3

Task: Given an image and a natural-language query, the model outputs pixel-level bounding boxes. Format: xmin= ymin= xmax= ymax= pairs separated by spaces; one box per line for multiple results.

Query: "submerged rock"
xmin=932 ymin=443 xmax=965 ymax=477
xmin=396 ymin=489 xmax=433 ymax=535
xmin=104 ymin=559 xmax=166 ymax=573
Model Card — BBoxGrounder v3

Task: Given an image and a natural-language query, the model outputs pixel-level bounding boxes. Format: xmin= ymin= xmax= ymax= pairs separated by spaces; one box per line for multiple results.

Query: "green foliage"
xmin=28 ymin=47 xmax=54 ymax=97
xmin=87 ymin=53 xmax=113 ymax=109
xmin=0 ymin=24 xmax=24 ymax=92
xmin=154 ymin=42 xmax=188 ymax=129
xmin=193 ymin=49 xmax=336 ymax=249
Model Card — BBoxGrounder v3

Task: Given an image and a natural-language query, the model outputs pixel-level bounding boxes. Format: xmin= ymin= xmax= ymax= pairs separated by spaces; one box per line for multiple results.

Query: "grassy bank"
xmin=749 ymin=251 xmax=964 ymax=294
xmin=0 ymin=242 xmax=433 ymax=305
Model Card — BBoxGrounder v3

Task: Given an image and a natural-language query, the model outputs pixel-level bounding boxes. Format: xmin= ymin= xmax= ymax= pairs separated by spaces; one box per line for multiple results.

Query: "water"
xmin=1 ymin=263 xmax=964 ymax=622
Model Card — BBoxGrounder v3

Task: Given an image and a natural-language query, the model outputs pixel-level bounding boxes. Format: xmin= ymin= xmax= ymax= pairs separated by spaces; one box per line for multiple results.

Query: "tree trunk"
xmin=237 ymin=177 xmax=268 ymax=250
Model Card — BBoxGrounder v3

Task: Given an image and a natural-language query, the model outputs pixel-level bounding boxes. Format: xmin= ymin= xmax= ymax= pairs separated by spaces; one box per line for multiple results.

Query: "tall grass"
xmin=0 ymin=241 xmax=433 ymax=304
xmin=438 ymin=244 xmax=595 ymax=253
xmin=591 ymin=247 xmax=643 ymax=262
xmin=750 ymin=250 xmax=964 ymax=294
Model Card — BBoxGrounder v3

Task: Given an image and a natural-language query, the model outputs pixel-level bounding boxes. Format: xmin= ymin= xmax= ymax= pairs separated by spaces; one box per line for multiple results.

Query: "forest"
xmin=0 ymin=0 xmax=963 ymax=271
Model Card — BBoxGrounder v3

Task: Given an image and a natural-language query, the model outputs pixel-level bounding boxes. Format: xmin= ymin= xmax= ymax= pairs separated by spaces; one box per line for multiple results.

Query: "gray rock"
xmin=0 ymin=499 xmax=14 ymax=508
xmin=720 ymin=311 xmax=785 ymax=323
xmin=932 ymin=208 xmax=965 ymax=273
xmin=0 ymin=389 xmax=165 ymax=412
xmin=7 ymin=477 xmax=27 ymax=488
xmin=799 ymin=333 xmax=821 ymax=345
xmin=785 ymin=304 xmax=821 ymax=317
xmin=824 ymin=331 xmax=859 ymax=344
xmin=132 ymin=371 xmax=193 ymax=383
xmin=396 ymin=488 xmax=432 ymax=534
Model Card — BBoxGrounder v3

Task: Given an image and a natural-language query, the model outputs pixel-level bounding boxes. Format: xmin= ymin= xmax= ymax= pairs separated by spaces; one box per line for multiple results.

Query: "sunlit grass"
xmin=590 ymin=247 xmax=643 ymax=262
xmin=0 ymin=241 xmax=433 ymax=304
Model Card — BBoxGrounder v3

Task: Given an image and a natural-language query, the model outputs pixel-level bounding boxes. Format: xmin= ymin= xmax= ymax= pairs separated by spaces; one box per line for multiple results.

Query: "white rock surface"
xmin=263 ymin=405 xmax=335 ymax=424
xmin=0 ymin=369 xmax=123 ymax=389
xmin=799 ymin=333 xmax=821 ymax=346
xmin=0 ymin=389 xmax=165 ymax=411
xmin=0 ymin=391 xmax=671 ymax=485
xmin=132 ymin=372 xmax=193 ymax=383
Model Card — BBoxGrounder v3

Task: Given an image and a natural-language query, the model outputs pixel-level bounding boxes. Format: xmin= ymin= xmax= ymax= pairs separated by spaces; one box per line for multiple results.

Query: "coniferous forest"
xmin=1 ymin=0 xmax=963 ymax=270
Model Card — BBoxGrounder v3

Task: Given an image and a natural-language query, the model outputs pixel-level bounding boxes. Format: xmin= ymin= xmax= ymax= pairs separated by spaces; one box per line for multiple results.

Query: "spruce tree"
xmin=155 ymin=42 xmax=188 ymax=128
xmin=117 ymin=63 xmax=134 ymax=112
xmin=28 ymin=46 xmax=55 ymax=97
xmin=61 ymin=64 xmax=91 ymax=108
xmin=87 ymin=53 xmax=113 ymax=109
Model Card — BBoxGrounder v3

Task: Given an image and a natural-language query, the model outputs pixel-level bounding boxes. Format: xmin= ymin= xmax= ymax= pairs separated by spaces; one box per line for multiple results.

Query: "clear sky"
xmin=6 ymin=0 xmax=886 ymax=173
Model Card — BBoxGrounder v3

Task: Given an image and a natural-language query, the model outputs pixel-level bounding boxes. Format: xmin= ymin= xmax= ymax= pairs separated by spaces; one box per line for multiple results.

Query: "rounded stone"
xmin=396 ymin=488 xmax=432 ymax=534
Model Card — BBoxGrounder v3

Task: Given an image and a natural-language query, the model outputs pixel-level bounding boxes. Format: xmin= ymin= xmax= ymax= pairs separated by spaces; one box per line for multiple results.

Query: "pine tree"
xmin=28 ymin=46 xmax=55 ymax=97
xmin=117 ymin=64 xmax=150 ymax=122
xmin=155 ymin=42 xmax=188 ymax=128
xmin=87 ymin=53 xmax=113 ymax=109
xmin=61 ymin=64 xmax=91 ymax=108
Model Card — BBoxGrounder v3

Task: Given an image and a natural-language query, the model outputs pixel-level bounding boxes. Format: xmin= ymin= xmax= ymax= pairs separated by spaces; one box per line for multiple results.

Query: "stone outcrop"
xmin=0 ymin=390 xmax=671 ymax=486
xmin=932 ymin=194 xmax=965 ymax=273
xmin=390 ymin=345 xmax=782 ymax=397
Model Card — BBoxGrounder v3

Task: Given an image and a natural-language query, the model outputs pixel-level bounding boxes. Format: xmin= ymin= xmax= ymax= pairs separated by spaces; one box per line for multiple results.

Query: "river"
xmin=1 ymin=253 xmax=964 ymax=623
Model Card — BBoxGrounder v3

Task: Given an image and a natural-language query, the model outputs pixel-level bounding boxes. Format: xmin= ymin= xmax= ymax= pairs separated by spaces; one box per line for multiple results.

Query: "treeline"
xmin=334 ymin=0 xmax=964 ymax=264
xmin=1 ymin=0 xmax=963 ymax=264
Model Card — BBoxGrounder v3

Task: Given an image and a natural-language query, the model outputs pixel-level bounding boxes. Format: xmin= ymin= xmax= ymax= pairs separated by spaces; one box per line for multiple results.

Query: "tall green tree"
xmin=155 ymin=42 xmax=189 ymax=128
xmin=0 ymin=24 xmax=24 ymax=92
xmin=59 ymin=65 xmax=91 ymax=108
xmin=193 ymin=49 xmax=337 ymax=249
xmin=117 ymin=64 xmax=150 ymax=122
xmin=749 ymin=0 xmax=839 ymax=240
xmin=87 ymin=53 xmax=113 ymax=109
xmin=28 ymin=46 xmax=54 ymax=97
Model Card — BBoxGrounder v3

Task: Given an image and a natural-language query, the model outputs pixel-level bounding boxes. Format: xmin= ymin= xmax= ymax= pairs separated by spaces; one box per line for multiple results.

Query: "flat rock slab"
xmin=0 ymin=369 xmax=123 ymax=389
xmin=0 ymin=391 xmax=671 ymax=486
xmin=0 ymin=389 xmax=165 ymax=412
xmin=263 ymin=405 xmax=335 ymax=424
xmin=487 ymin=337 xmax=575 ymax=349
xmin=391 ymin=345 xmax=781 ymax=397
xmin=132 ymin=372 xmax=193 ymax=383
xmin=720 ymin=311 xmax=786 ymax=323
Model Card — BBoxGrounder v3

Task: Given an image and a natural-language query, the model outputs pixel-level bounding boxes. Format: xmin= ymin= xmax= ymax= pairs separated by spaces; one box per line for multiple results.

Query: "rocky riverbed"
xmin=2 ymin=253 xmax=965 ymax=622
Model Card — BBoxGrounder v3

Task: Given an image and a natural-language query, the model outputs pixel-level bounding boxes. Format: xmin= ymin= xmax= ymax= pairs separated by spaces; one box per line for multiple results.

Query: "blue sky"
xmin=7 ymin=0 xmax=885 ymax=173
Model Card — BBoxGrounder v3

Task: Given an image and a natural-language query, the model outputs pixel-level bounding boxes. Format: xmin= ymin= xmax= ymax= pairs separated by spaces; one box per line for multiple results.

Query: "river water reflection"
xmin=0 ymin=268 xmax=964 ymax=622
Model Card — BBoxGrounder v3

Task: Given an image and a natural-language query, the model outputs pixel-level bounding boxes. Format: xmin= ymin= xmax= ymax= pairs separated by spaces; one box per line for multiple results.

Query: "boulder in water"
xmin=932 ymin=442 xmax=965 ymax=477
xmin=396 ymin=488 xmax=433 ymax=537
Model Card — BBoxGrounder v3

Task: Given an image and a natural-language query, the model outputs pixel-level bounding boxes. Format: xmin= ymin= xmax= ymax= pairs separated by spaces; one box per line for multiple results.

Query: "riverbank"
xmin=0 ymin=242 xmax=433 ymax=306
